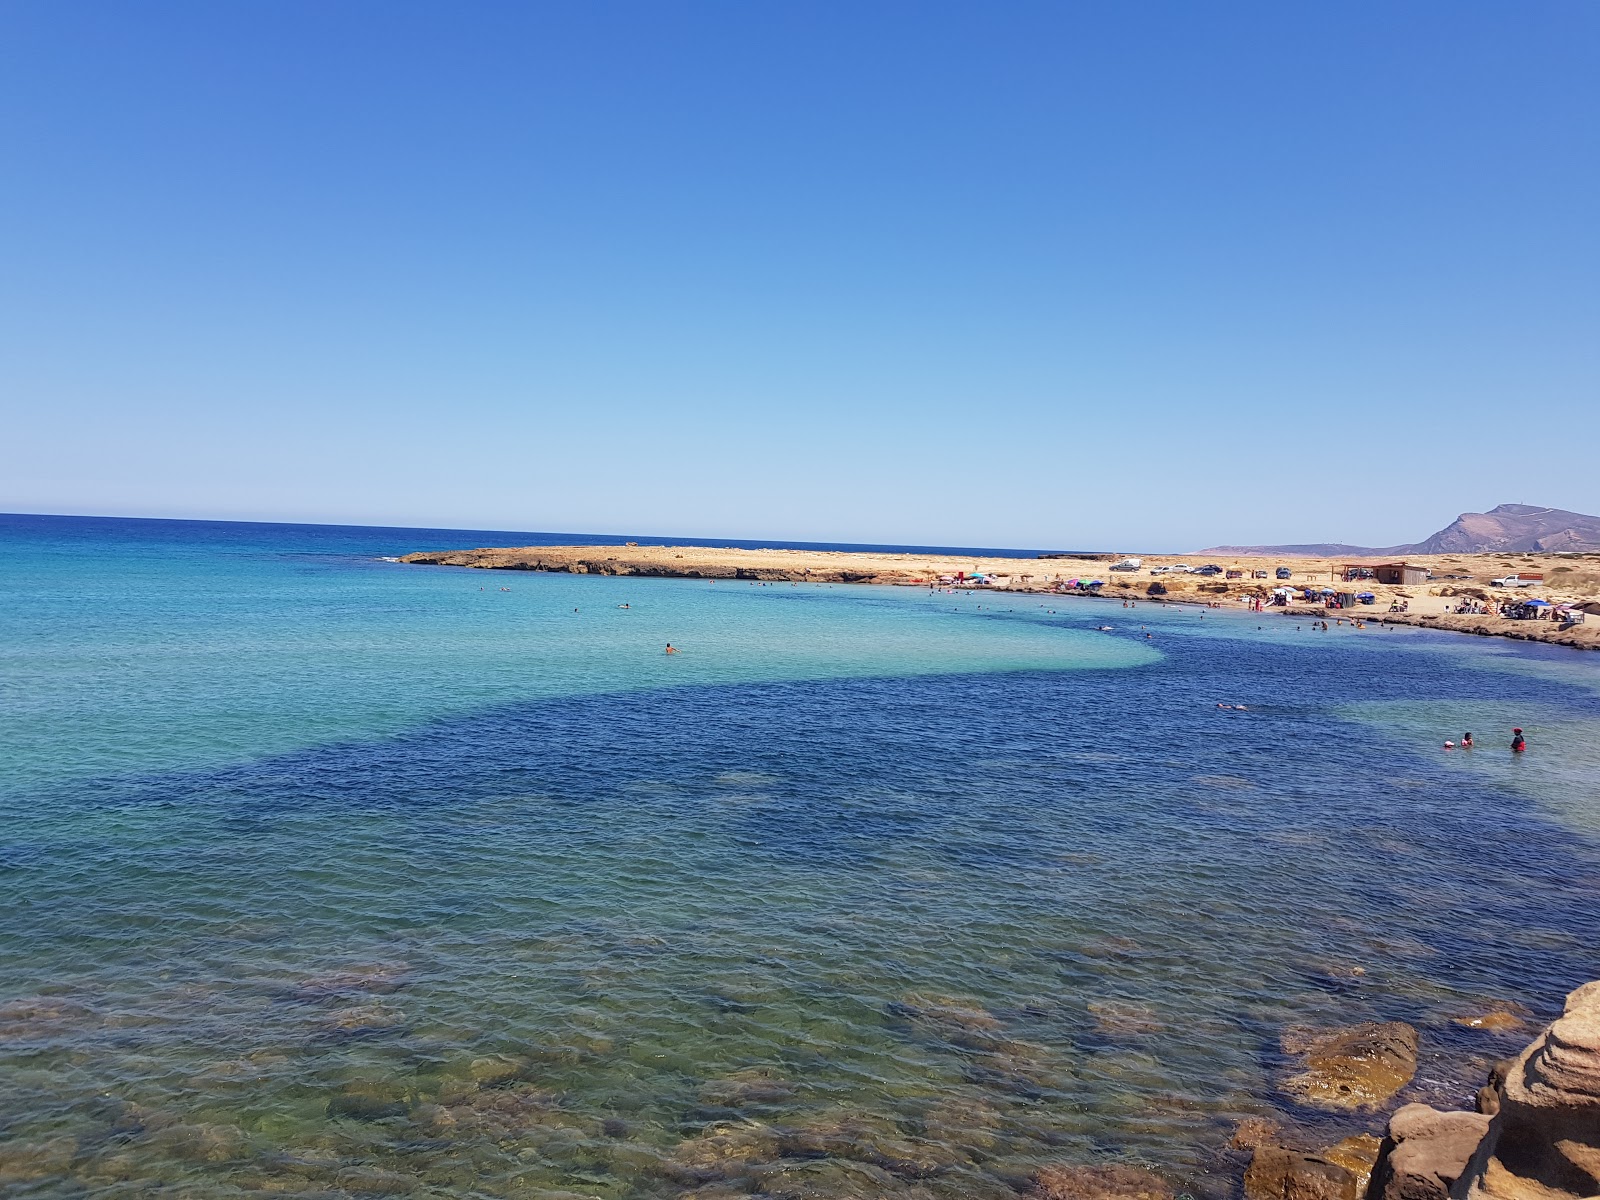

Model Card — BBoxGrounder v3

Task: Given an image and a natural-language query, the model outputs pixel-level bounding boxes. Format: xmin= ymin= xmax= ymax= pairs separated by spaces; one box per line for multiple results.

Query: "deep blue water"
xmin=1 ymin=514 xmax=1597 ymax=1199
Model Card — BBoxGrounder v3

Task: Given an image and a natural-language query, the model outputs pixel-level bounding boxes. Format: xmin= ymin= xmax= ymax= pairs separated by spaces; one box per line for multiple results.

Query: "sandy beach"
xmin=400 ymin=543 xmax=1600 ymax=650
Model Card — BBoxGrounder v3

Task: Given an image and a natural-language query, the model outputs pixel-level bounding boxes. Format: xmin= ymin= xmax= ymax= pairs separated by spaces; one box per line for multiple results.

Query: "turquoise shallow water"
xmin=2 ymin=515 xmax=1598 ymax=1199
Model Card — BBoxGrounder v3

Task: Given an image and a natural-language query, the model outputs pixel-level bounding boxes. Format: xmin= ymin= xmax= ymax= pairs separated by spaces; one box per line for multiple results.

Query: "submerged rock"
xmin=1458 ymin=980 xmax=1600 ymax=1200
xmin=698 ymin=1067 xmax=795 ymax=1108
xmin=918 ymin=1093 xmax=1003 ymax=1153
xmin=0 ymin=994 xmax=97 ymax=1041
xmin=0 ymin=1135 xmax=77 ymax=1185
xmin=1030 ymin=1162 xmax=1175 ymax=1200
xmin=144 ymin=1121 xmax=249 ymax=1163
xmin=776 ymin=1110 xmax=966 ymax=1179
xmin=292 ymin=961 xmax=411 ymax=1001
xmin=890 ymin=992 xmax=1005 ymax=1048
xmin=467 ymin=1053 xmax=531 ymax=1085
xmin=327 ymin=1087 xmax=412 ymax=1121
xmin=1231 ymin=1118 xmax=1284 ymax=1151
xmin=664 ymin=1123 xmax=782 ymax=1184
xmin=1087 ymin=999 xmax=1163 ymax=1037
xmin=334 ymin=1164 xmax=421 ymax=1194
xmin=1281 ymin=1021 xmax=1418 ymax=1110
xmin=309 ymin=1002 xmax=407 ymax=1038
xmin=1452 ymin=1004 xmax=1532 ymax=1034
xmin=1369 ymin=1103 xmax=1490 ymax=1200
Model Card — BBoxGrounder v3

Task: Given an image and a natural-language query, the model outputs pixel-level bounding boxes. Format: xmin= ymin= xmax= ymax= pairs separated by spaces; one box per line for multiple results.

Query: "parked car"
xmin=1275 ymin=567 xmax=1292 ymax=579
xmin=1194 ymin=565 xmax=1223 ymax=576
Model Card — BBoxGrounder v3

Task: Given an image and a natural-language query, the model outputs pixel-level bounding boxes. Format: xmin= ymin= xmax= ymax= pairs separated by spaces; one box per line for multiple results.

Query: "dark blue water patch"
xmin=7 ymin=651 xmax=1600 ymax=1012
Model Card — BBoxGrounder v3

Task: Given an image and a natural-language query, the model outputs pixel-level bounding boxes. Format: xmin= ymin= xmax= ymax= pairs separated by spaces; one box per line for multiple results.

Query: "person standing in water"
xmin=1511 ymin=728 xmax=1526 ymax=752
xmin=1461 ymin=733 xmax=1473 ymax=748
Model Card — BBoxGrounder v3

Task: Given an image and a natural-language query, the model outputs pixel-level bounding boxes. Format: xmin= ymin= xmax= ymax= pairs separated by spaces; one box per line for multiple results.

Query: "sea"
xmin=2 ymin=512 xmax=1598 ymax=1199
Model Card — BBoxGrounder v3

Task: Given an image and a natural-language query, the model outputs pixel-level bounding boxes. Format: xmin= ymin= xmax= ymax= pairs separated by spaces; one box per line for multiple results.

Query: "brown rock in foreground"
xmin=1458 ymin=980 xmax=1600 ymax=1200
xmin=1370 ymin=1103 xmax=1490 ymax=1200
xmin=1244 ymin=1136 xmax=1382 ymax=1200
xmin=1282 ymin=1022 xmax=1420 ymax=1110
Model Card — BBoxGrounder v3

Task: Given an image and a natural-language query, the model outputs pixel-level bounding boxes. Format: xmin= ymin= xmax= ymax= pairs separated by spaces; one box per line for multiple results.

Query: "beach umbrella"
xmin=1523 ymin=599 xmax=1550 ymax=607
xmin=1318 ymin=587 xmax=1336 ymax=594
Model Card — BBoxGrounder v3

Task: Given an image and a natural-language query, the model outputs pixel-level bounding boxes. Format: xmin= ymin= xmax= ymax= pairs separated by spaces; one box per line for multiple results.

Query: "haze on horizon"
xmin=2 ymin=2 xmax=1596 ymax=551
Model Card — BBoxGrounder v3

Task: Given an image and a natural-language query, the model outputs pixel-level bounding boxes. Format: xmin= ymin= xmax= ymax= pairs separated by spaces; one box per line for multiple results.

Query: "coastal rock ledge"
xmin=1246 ymin=982 xmax=1599 ymax=1200
xmin=1456 ymin=980 xmax=1600 ymax=1200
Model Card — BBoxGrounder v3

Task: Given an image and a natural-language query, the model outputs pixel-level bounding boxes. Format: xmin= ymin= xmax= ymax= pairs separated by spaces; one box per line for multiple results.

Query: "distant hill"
xmin=1201 ymin=504 xmax=1600 ymax=557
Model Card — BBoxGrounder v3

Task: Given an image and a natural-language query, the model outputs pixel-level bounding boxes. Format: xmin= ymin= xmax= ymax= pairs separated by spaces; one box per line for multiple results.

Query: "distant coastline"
xmin=400 ymin=543 xmax=1600 ymax=651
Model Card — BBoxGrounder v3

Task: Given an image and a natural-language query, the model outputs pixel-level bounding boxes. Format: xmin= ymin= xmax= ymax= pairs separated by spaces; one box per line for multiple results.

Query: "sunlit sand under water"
xmin=2 ymin=515 xmax=1599 ymax=1198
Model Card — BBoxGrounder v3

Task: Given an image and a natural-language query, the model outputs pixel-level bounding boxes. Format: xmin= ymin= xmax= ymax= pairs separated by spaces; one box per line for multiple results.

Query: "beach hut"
xmin=1374 ymin=563 xmax=1429 ymax=585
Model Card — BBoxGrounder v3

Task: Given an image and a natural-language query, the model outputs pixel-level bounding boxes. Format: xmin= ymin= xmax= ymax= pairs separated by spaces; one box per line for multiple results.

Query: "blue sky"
xmin=2 ymin=2 xmax=1596 ymax=550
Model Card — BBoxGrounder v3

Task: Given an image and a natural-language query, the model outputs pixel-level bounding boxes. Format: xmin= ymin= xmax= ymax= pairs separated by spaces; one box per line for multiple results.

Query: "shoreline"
xmin=398 ymin=543 xmax=1600 ymax=652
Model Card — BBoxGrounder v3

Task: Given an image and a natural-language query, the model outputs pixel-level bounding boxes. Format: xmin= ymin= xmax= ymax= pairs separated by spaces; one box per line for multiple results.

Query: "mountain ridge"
xmin=1200 ymin=504 xmax=1600 ymax=557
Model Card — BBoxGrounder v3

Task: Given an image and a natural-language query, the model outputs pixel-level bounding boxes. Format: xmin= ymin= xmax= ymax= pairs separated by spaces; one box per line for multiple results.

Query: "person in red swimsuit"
xmin=1511 ymin=728 xmax=1526 ymax=752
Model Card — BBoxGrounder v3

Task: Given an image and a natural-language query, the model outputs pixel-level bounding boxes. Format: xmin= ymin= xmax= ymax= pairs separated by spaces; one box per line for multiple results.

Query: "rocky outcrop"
xmin=1369 ymin=1104 xmax=1490 ymax=1200
xmin=1373 ymin=614 xmax=1600 ymax=652
xmin=1245 ymin=1135 xmax=1383 ymax=1200
xmin=1457 ymin=980 xmax=1600 ymax=1200
xmin=1476 ymin=1059 xmax=1515 ymax=1118
xmin=1282 ymin=1022 xmax=1420 ymax=1110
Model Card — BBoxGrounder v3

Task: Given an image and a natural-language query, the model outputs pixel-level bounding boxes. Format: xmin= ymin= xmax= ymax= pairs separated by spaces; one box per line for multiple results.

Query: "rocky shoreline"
xmin=1236 ymin=981 xmax=1599 ymax=1200
xmin=1365 ymin=612 xmax=1600 ymax=652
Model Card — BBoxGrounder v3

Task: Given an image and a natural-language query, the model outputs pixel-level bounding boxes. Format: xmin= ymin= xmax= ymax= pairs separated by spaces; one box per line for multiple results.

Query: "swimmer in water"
xmin=1461 ymin=732 xmax=1473 ymax=748
xmin=1511 ymin=728 xmax=1525 ymax=752
xmin=1444 ymin=740 xmax=1455 ymax=749
xmin=665 ymin=643 xmax=678 ymax=655
xmin=618 ymin=603 xmax=630 ymax=609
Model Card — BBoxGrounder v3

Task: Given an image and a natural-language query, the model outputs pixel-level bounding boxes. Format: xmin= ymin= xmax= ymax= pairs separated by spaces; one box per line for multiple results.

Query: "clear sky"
xmin=2 ymin=2 xmax=1596 ymax=550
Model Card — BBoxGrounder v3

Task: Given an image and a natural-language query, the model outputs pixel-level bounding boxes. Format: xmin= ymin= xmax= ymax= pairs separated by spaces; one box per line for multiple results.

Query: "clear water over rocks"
xmin=2 ymin=514 xmax=1597 ymax=1198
